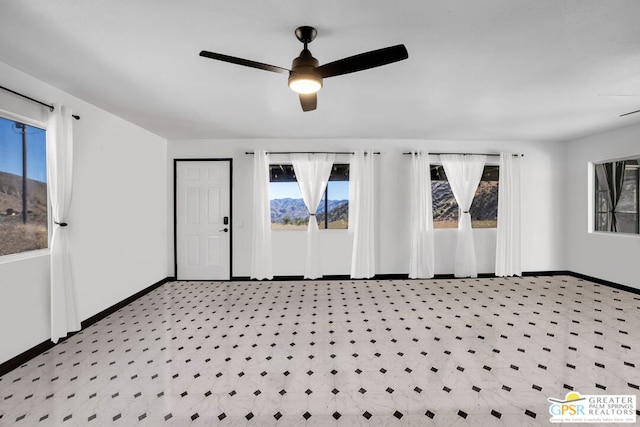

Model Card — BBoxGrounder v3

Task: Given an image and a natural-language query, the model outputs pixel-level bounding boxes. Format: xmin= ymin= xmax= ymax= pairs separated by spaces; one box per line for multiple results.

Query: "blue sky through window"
xmin=0 ymin=116 xmax=47 ymax=182
xmin=270 ymin=181 xmax=349 ymax=200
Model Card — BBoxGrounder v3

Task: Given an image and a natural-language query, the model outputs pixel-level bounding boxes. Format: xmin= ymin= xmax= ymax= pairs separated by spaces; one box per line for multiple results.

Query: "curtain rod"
xmin=245 ymin=151 xmax=380 ymax=155
xmin=402 ymin=152 xmax=522 ymax=157
xmin=0 ymin=84 xmax=80 ymax=120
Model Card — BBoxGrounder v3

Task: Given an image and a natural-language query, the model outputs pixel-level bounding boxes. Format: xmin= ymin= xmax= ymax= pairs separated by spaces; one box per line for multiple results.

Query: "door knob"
xmin=219 ymin=228 xmax=229 ymax=232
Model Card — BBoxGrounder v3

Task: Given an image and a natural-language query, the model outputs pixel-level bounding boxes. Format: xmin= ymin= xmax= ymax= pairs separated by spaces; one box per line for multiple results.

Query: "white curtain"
xmin=251 ymin=149 xmax=273 ymax=280
xmin=409 ymin=151 xmax=435 ymax=278
xmin=349 ymin=151 xmax=375 ymax=278
xmin=440 ymin=154 xmax=486 ymax=278
xmin=495 ymin=152 xmax=522 ymax=276
xmin=291 ymin=153 xmax=335 ymax=279
xmin=47 ymin=104 xmax=80 ymax=343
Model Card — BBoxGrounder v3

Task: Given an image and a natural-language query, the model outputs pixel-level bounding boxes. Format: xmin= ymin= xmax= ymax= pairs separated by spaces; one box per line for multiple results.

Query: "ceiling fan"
xmin=199 ymin=26 xmax=408 ymax=112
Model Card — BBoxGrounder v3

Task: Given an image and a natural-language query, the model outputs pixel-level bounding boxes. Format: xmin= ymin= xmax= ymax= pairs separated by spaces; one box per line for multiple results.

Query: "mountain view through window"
xmin=431 ymin=165 xmax=499 ymax=228
xmin=270 ymin=164 xmax=349 ymax=230
xmin=0 ymin=116 xmax=48 ymax=256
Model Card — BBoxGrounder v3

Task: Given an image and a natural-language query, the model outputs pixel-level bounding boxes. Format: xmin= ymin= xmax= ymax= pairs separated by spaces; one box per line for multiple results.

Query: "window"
xmin=0 ymin=116 xmax=48 ymax=256
xmin=431 ymin=165 xmax=499 ymax=228
xmin=594 ymin=158 xmax=639 ymax=234
xmin=269 ymin=164 xmax=349 ymax=230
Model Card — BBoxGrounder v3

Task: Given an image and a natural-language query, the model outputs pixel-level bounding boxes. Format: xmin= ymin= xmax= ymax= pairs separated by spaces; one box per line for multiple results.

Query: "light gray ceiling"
xmin=1 ymin=1 xmax=640 ymax=142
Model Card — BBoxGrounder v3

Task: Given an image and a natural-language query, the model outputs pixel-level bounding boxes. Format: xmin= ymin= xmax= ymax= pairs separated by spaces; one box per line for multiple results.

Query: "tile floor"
xmin=0 ymin=276 xmax=638 ymax=426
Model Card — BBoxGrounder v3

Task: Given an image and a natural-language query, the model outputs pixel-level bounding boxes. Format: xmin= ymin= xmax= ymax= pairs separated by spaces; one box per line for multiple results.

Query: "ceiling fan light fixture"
xmin=288 ymin=73 xmax=322 ymax=94
xmin=288 ymin=48 xmax=322 ymax=94
xmin=289 ymin=49 xmax=322 ymax=94
xmin=199 ymin=25 xmax=408 ymax=111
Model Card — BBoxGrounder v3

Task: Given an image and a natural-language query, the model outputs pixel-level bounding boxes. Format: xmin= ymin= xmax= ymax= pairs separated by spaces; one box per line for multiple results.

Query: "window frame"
xmin=429 ymin=158 xmax=500 ymax=229
xmin=591 ymin=156 xmax=640 ymax=236
xmin=268 ymin=162 xmax=350 ymax=231
xmin=0 ymin=110 xmax=50 ymax=261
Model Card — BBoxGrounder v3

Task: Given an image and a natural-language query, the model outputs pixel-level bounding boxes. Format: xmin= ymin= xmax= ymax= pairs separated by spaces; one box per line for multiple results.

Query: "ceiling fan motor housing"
xmin=288 ymin=49 xmax=323 ymax=93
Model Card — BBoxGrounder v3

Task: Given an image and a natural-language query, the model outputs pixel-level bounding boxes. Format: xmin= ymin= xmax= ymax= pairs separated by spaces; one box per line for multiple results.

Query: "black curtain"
xmin=604 ymin=161 xmax=626 ymax=232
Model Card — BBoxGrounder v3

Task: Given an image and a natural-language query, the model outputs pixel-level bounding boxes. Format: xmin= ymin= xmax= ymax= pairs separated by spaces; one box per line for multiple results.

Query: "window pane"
xmin=0 ymin=116 xmax=48 ymax=256
xmin=593 ymin=159 xmax=639 ymax=234
xmin=615 ymin=213 xmax=638 ymax=234
xmin=471 ymin=180 xmax=499 ymax=228
xmin=318 ymin=180 xmax=349 ymax=229
xmin=617 ymin=166 xmax=638 ymax=212
xmin=596 ymin=213 xmax=610 ymax=232
xmin=269 ymin=164 xmax=349 ymax=230
xmin=270 ymin=180 xmax=309 ymax=230
xmin=431 ymin=165 xmax=499 ymax=229
xmin=595 ymin=191 xmax=609 ymax=214
xmin=432 ymin=179 xmax=458 ymax=228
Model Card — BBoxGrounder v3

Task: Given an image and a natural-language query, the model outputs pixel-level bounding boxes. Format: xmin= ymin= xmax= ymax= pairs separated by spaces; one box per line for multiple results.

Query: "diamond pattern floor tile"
xmin=0 ymin=276 xmax=638 ymax=426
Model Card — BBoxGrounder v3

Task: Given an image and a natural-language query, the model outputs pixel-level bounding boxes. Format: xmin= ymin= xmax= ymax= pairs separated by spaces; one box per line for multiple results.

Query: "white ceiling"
xmin=1 ymin=0 xmax=640 ymax=142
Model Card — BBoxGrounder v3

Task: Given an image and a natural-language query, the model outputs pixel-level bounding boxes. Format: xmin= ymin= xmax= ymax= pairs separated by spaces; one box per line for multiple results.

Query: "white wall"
xmin=168 ymin=138 xmax=566 ymax=277
xmin=0 ymin=62 xmax=169 ymax=365
xmin=566 ymin=123 xmax=640 ymax=289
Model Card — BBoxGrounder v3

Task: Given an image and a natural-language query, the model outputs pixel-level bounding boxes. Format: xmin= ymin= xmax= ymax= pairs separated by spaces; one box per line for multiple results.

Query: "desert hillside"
xmin=432 ymin=180 xmax=498 ymax=228
xmin=270 ymin=198 xmax=348 ymax=222
xmin=0 ymin=171 xmax=48 ymax=256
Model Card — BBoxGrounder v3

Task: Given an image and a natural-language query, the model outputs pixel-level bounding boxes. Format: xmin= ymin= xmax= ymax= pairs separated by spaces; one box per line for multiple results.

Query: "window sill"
xmin=590 ymin=231 xmax=640 ymax=239
xmin=434 ymin=227 xmax=498 ymax=231
xmin=271 ymin=229 xmax=350 ymax=232
xmin=0 ymin=248 xmax=50 ymax=265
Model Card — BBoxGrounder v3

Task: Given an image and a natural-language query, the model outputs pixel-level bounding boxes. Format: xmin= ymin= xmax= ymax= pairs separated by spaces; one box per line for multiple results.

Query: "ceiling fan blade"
xmin=299 ymin=93 xmax=317 ymax=112
xmin=199 ymin=50 xmax=289 ymax=74
xmin=316 ymin=44 xmax=408 ymax=78
xmin=620 ymin=108 xmax=640 ymax=117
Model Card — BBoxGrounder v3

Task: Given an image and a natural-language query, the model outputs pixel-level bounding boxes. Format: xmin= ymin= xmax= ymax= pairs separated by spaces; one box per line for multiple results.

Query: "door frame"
xmin=173 ymin=158 xmax=233 ymax=280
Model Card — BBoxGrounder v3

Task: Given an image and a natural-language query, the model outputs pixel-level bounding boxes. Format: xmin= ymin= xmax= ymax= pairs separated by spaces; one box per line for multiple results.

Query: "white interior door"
xmin=176 ymin=160 xmax=231 ymax=280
